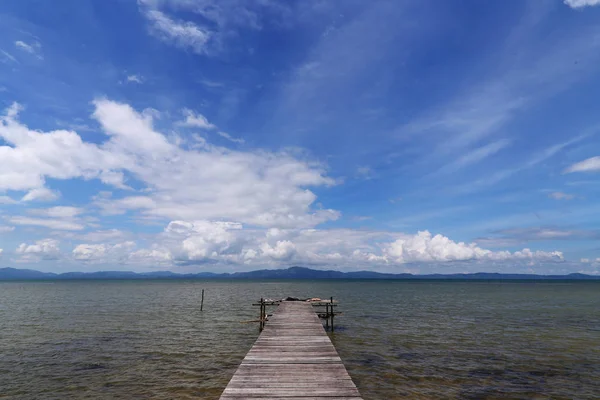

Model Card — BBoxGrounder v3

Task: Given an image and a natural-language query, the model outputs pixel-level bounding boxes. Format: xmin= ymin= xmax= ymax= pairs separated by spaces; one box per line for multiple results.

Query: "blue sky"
xmin=1 ymin=0 xmax=600 ymax=274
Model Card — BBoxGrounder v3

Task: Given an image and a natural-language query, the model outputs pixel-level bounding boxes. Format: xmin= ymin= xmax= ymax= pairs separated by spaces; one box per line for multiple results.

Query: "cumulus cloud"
xmin=1 ymin=99 xmax=337 ymax=228
xmin=260 ymin=240 xmax=297 ymax=261
xmin=164 ymin=220 xmax=244 ymax=262
xmin=564 ymin=156 xmax=600 ymax=173
xmin=16 ymin=239 xmax=61 ymax=261
xmin=564 ymin=0 xmax=600 ymax=8
xmin=99 ymin=222 xmax=563 ymax=271
xmin=383 ymin=231 xmax=563 ymax=264
xmin=72 ymin=241 xmax=136 ymax=262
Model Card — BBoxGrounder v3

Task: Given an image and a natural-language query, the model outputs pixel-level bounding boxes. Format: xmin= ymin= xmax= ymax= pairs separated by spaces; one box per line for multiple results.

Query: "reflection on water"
xmin=0 ymin=280 xmax=598 ymax=399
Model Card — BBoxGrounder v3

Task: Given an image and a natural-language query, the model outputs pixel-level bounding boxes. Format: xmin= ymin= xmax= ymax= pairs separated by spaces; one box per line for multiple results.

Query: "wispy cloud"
xmin=548 ymin=192 xmax=575 ymax=200
xmin=141 ymin=9 xmax=211 ymax=54
xmin=9 ymin=216 xmax=85 ymax=231
xmin=138 ymin=0 xmax=294 ymax=56
xmin=14 ymin=40 xmax=42 ymax=59
xmin=28 ymin=206 xmax=84 ymax=218
xmin=434 ymin=139 xmax=511 ymax=176
xmin=564 ymin=156 xmax=600 ymax=173
xmin=0 ymin=226 xmax=15 ymax=233
xmin=494 ymin=227 xmax=599 ymax=241
xmin=403 ymin=6 xmax=600 ymax=180
xmin=0 ymin=196 xmax=18 ymax=204
xmin=218 ymin=131 xmax=244 ymax=144
xmin=126 ymin=74 xmax=143 ymax=84
xmin=0 ymin=49 xmax=18 ymax=63
xmin=450 ymin=135 xmax=589 ymax=195
xmin=356 ymin=166 xmax=376 ymax=180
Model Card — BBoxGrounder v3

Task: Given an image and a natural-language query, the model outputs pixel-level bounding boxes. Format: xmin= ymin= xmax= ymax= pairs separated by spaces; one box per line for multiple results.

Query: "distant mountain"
xmin=0 ymin=267 xmax=58 ymax=280
xmin=0 ymin=266 xmax=598 ymax=281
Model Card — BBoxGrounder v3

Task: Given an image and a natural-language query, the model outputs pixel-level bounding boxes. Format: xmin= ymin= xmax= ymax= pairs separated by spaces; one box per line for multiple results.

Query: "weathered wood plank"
xmin=219 ymin=301 xmax=363 ymax=399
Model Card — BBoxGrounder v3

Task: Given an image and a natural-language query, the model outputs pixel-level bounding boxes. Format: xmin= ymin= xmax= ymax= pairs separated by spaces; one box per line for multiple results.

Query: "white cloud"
xmin=142 ymin=9 xmax=211 ymax=54
xmin=564 ymin=156 xmax=600 ymax=173
xmin=0 ymin=226 xmax=15 ymax=233
xmin=166 ymin=220 xmax=244 ymax=262
xmin=383 ymin=231 xmax=563 ymax=264
xmin=14 ymin=40 xmax=42 ymax=59
xmin=564 ymin=0 xmax=600 ymax=8
xmin=218 ymin=131 xmax=244 ymax=144
xmin=126 ymin=75 xmax=143 ymax=84
xmin=107 ymin=221 xmax=564 ymax=271
xmin=356 ymin=166 xmax=375 ymax=180
xmin=260 ymin=240 xmax=297 ymax=261
xmin=0 ymin=249 xmax=3 ymax=256
xmin=138 ymin=0 xmax=288 ymax=56
xmin=72 ymin=241 xmax=135 ymax=262
xmin=21 ymin=188 xmax=61 ymax=202
xmin=9 ymin=216 xmax=85 ymax=231
xmin=129 ymin=248 xmax=172 ymax=264
xmin=548 ymin=192 xmax=575 ymax=200
xmin=80 ymin=229 xmax=127 ymax=242
xmin=89 ymin=99 xmax=337 ymax=227
xmin=16 ymin=239 xmax=61 ymax=261
xmin=0 ymin=49 xmax=18 ymax=63
xmin=436 ymin=139 xmax=511 ymax=175
xmin=180 ymin=109 xmax=216 ymax=129
xmin=29 ymin=206 xmax=84 ymax=218
xmin=0 ymin=195 xmax=18 ymax=204
xmin=5 ymin=99 xmax=338 ymax=228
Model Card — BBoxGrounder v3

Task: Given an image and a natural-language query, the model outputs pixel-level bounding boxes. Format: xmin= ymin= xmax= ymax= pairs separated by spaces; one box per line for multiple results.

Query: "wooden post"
xmin=330 ymin=296 xmax=334 ymax=332
xmin=260 ymin=298 xmax=264 ymax=332
xmin=200 ymin=289 xmax=205 ymax=311
xmin=325 ymin=301 xmax=329 ymax=331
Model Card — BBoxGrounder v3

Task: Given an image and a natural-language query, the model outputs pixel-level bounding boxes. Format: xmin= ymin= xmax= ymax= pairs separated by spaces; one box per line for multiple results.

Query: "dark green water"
xmin=0 ymin=280 xmax=598 ymax=399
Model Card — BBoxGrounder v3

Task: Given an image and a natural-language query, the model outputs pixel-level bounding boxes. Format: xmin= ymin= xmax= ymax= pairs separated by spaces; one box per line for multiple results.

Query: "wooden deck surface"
xmin=219 ymin=301 xmax=363 ymax=399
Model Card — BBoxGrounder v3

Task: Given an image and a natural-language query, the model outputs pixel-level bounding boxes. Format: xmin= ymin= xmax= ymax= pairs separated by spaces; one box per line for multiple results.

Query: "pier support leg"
xmin=330 ymin=296 xmax=334 ymax=332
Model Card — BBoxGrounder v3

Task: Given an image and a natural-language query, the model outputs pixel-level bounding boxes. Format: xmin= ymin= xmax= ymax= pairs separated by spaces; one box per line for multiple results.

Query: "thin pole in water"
xmin=201 ymin=289 xmax=205 ymax=311
xmin=330 ymin=296 xmax=334 ymax=332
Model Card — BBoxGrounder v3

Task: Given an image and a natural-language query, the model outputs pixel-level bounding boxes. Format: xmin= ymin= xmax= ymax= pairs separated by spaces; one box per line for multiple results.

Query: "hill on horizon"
xmin=0 ymin=266 xmax=598 ymax=281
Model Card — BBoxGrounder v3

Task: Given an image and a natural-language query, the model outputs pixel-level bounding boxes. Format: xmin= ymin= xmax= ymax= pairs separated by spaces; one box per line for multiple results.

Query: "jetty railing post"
xmin=330 ymin=296 xmax=334 ymax=332
xmin=259 ymin=298 xmax=265 ymax=332
xmin=200 ymin=289 xmax=205 ymax=311
xmin=325 ymin=301 xmax=330 ymax=331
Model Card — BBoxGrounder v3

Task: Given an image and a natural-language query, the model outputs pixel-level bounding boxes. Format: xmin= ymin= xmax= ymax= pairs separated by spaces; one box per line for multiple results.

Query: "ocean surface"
xmin=0 ymin=280 xmax=599 ymax=399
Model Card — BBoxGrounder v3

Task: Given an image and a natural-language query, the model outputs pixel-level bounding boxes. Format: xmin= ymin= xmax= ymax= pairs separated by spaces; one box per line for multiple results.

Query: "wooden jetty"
xmin=220 ymin=301 xmax=363 ymax=399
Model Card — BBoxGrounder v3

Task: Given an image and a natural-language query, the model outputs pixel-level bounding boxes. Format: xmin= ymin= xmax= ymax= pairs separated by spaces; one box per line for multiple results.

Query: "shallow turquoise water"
xmin=0 ymin=280 xmax=598 ymax=399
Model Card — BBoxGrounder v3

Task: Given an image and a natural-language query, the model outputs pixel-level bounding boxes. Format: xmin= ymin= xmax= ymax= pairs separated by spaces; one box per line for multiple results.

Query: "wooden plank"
xmin=219 ymin=301 xmax=363 ymax=399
